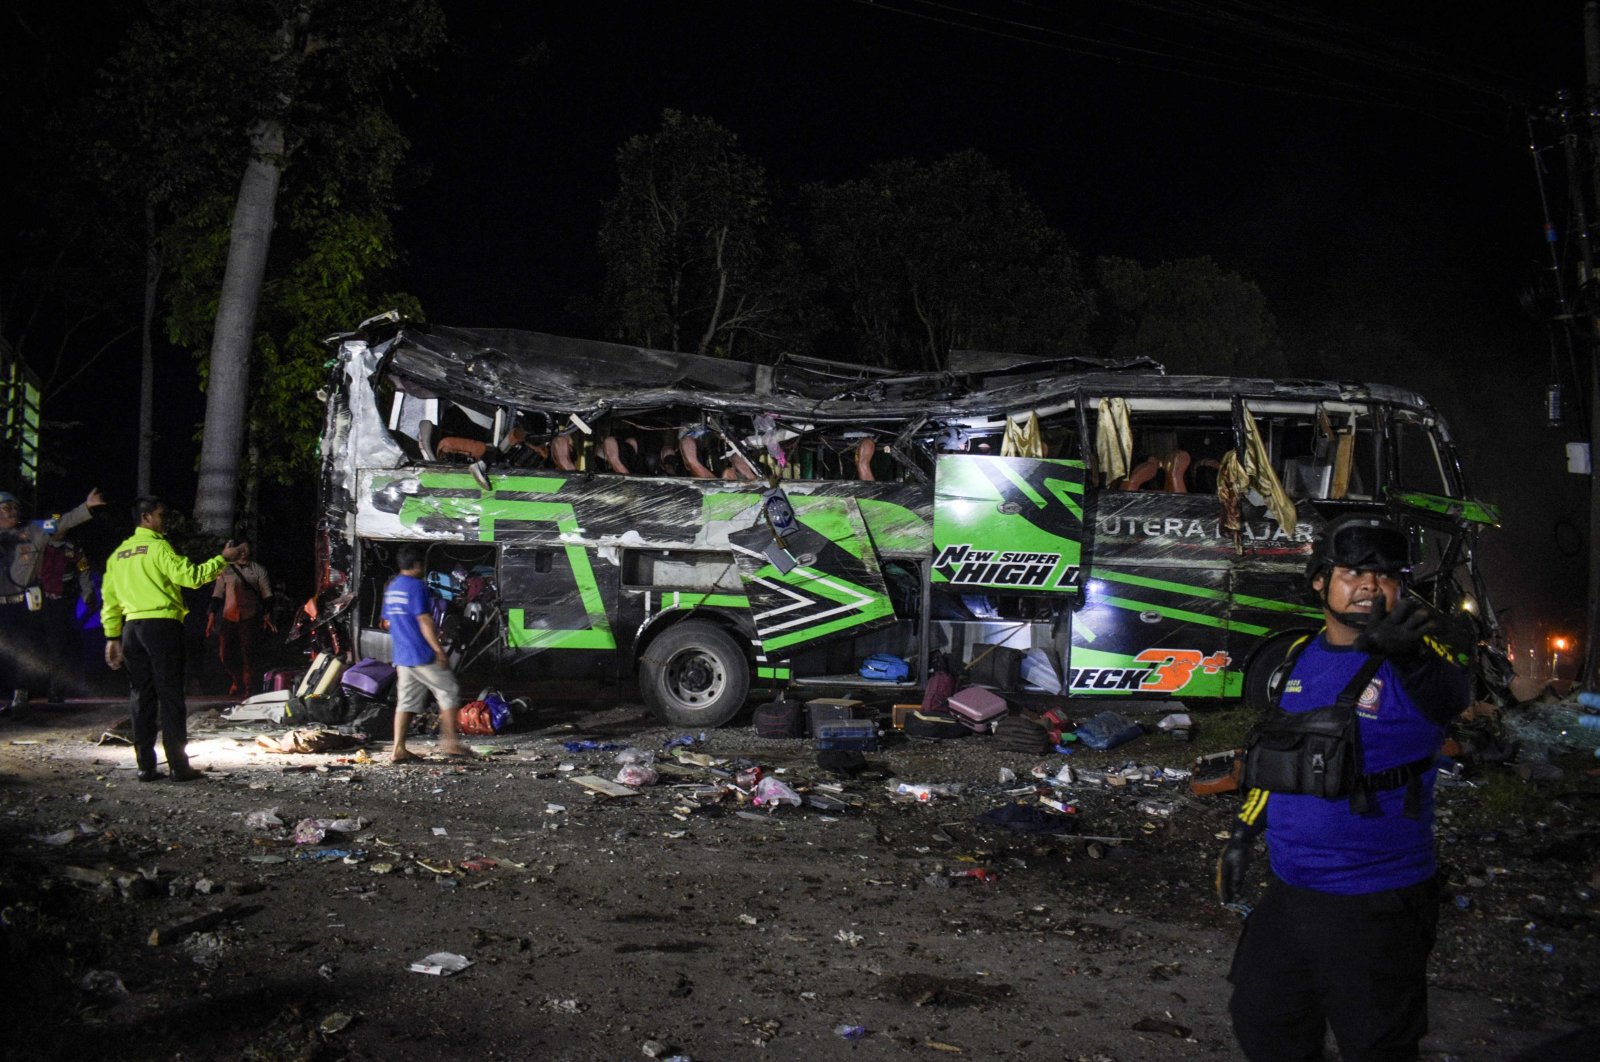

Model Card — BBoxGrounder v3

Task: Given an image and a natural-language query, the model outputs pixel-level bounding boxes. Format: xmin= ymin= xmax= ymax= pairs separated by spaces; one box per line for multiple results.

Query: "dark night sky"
xmin=20 ymin=1 xmax=1595 ymax=655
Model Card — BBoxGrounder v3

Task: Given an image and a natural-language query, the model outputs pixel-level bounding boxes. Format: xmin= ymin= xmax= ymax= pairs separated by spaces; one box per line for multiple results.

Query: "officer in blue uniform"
xmin=1219 ymin=514 xmax=1472 ymax=1061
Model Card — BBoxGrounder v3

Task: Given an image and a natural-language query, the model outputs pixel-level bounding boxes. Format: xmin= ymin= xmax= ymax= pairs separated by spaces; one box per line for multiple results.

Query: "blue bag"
xmin=859 ymin=653 xmax=910 ymax=682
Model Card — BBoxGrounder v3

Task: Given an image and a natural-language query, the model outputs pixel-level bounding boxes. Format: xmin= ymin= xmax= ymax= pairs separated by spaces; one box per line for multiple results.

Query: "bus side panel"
xmin=1070 ymin=564 xmax=1234 ymax=698
xmin=727 ymin=495 xmax=896 ymax=658
xmin=1074 ymin=493 xmax=1239 ymax=699
xmin=933 ymin=455 xmax=1086 ymax=595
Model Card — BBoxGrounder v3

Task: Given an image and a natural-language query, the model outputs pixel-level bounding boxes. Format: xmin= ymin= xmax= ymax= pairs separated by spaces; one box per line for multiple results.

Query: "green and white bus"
xmin=309 ymin=316 xmax=1505 ymax=726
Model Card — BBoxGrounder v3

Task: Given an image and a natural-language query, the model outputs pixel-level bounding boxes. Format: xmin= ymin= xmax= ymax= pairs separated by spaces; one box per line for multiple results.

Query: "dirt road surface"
xmin=1 ymin=696 xmax=1595 ymax=1061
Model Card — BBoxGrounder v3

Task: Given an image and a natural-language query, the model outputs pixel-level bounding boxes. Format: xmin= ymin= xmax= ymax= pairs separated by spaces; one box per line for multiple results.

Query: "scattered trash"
xmin=244 ymin=808 xmax=285 ymax=830
xmin=614 ymin=746 xmax=656 ymax=764
xmin=148 ymin=903 xmax=254 ymax=947
xmin=949 ymin=867 xmax=998 ymax=883
xmin=408 ymin=951 xmax=473 ymax=976
xmin=295 ymin=848 xmax=359 ymax=862
xmin=78 ymin=970 xmax=130 ymax=1002
xmin=562 ymin=740 xmax=621 ymax=752
xmin=543 ymin=997 xmax=586 ymax=1013
xmin=835 ymin=929 xmax=865 ymax=947
xmin=569 ymin=774 xmax=641 ymax=797
xmin=616 ymin=763 xmax=660 ymax=787
xmin=834 ymin=1024 xmax=868 ymax=1040
xmin=432 ymin=827 xmax=449 ymax=836
xmin=1073 ymin=711 xmax=1144 ymax=751
xmin=320 ymin=1012 xmax=354 ymax=1034
xmin=255 ymin=728 xmax=361 ymax=754
xmin=975 ymin=802 xmax=1076 ymax=835
xmin=751 ymin=776 xmax=802 ymax=807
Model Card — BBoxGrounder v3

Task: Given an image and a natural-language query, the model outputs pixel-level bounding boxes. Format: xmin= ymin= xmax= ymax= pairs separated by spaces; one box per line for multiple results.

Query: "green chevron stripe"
xmin=1098 ymin=594 xmax=1271 ymax=637
xmin=1096 ymin=569 xmax=1321 ymax=619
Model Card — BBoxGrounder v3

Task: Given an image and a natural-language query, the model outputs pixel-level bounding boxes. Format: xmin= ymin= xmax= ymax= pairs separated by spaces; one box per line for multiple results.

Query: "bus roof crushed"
xmin=342 ymin=317 xmax=1438 ymax=428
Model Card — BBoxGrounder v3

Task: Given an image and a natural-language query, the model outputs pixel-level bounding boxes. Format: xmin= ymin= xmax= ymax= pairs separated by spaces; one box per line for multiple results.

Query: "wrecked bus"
xmin=310 ymin=314 xmax=1505 ymax=727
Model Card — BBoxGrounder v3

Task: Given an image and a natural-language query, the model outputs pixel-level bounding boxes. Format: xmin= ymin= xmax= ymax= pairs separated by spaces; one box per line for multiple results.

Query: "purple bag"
xmin=341 ymin=657 xmax=398 ymax=698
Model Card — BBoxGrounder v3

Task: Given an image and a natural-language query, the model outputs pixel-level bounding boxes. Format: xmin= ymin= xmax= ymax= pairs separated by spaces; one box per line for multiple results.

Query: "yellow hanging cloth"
xmin=1094 ymin=397 xmax=1133 ymax=485
xmin=1218 ymin=405 xmax=1297 ymax=552
xmin=1001 ymin=412 xmax=1044 ymax=458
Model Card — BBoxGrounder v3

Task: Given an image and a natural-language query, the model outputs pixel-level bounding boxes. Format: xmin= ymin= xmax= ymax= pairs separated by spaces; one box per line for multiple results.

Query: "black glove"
xmin=1216 ymin=820 xmax=1259 ymax=905
xmin=1354 ymin=595 xmax=1430 ymax=659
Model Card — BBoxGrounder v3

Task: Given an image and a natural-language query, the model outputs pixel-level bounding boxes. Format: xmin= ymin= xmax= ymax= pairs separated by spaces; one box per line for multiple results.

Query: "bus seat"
xmin=680 ymin=435 xmax=715 ymax=478
xmin=1120 ymin=457 xmax=1160 ymax=491
xmin=601 ymin=436 xmax=632 ymax=474
xmin=855 ymin=437 xmax=877 ymax=481
xmin=551 ymin=433 xmax=577 ymax=471
xmin=1163 ymin=450 xmax=1191 ymax=493
xmin=436 ymin=436 xmax=487 ymax=462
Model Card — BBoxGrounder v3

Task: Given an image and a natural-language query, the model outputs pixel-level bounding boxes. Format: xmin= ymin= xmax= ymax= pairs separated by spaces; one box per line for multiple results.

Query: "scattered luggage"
xmin=948 ymin=686 xmax=1008 ymax=732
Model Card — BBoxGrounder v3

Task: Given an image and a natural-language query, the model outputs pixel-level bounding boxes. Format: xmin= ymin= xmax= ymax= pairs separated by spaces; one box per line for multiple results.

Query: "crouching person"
xmin=383 ymin=544 xmax=470 ymax=763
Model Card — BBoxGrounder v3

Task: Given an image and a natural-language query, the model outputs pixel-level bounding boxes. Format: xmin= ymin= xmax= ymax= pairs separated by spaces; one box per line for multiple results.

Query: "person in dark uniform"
xmin=1218 ymin=514 xmax=1472 ymax=1061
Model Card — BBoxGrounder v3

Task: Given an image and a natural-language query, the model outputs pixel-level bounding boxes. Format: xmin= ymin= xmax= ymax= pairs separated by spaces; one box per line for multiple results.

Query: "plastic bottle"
xmin=895 ymin=782 xmax=934 ymax=802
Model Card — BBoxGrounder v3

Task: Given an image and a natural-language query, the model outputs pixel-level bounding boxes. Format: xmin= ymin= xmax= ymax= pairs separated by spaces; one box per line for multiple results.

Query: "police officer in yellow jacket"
xmin=102 ymin=496 xmax=243 ymax=781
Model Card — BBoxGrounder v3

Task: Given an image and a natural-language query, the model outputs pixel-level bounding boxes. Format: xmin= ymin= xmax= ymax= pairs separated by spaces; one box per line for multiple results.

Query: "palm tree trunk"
xmin=194 ymin=118 xmax=283 ymax=534
xmin=137 ymin=201 xmax=160 ymax=497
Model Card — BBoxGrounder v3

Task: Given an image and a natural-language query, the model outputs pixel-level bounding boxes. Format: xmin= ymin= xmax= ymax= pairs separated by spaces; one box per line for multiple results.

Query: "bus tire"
xmin=1243 ymin=633 xmax=1306 ymax=714
xmin=639 ymin=620 xmax=751 ymax=727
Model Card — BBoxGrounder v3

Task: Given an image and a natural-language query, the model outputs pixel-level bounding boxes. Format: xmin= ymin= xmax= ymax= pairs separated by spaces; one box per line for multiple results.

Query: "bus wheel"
xmin=640 ymin=620 xmax=751 ymax=727
xmin=1243 ymin=634 xmax=1305 ymax=714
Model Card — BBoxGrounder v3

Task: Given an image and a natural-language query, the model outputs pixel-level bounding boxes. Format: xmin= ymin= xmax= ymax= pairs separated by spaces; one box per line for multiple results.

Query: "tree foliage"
xmin=1093 ymin=255 xmax=1285 ymax=376
xmin=596 ymin=110 xmax=817 ymax=360
xmin=805 ymin=151 xmax=1093 ymax=370
xmin=105 ymin=0 xmax=444 ymax=513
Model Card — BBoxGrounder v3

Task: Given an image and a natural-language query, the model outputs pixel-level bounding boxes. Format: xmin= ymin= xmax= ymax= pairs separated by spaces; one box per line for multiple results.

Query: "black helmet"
xmin=1307 ymin=514 xmax=1408 ymax=586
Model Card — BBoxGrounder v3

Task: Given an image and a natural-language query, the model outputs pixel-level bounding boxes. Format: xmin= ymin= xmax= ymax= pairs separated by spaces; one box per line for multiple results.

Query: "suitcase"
xmin=814 ymin=719 xmax=878 ymax=751
xmin=262 ymin=667 xmax=304 ymax=694
xmin=805 ymin=697 xmax=863 ymax=738
xmin=948 ymin=686 xmax=1009 ymax=732
xmin=341 ymin=657 xmax=397 ymax=699
xmin=753 ymin=697 xmax=805 ymax=739
xmin=294 ymin=653 xmax=347 ymax=700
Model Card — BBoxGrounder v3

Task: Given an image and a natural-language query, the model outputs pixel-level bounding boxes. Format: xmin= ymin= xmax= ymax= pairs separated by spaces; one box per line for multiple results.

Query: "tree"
xmin=596 ymin=110 xmax=817 ymax=360
xmin=108 ymin=0 xmax=444 ymax=535
xmin=806 ymin=151 xmax=1093 ymax=370
xmin=1092 ymin=256 xmax=1285 ymax=376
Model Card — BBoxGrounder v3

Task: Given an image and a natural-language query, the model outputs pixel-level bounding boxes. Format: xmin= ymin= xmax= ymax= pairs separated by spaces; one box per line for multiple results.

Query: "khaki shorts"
xmin=396 ymin=662 xmax=461 ymax=715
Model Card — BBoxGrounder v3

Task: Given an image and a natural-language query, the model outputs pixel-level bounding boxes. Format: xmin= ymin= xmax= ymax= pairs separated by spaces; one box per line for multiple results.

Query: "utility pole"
xmin=1581 ymin=2 xmax=1600 ymax=690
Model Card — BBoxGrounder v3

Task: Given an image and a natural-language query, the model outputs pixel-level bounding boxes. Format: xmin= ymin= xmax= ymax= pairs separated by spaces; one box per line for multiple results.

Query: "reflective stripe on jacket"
xmin=101 ymin=527 xmax=226 ymax=637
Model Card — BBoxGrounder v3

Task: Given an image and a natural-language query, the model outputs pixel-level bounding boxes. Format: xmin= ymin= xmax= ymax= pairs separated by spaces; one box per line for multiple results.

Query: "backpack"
xmin=459 ymin=700 xmax=496 ymax=736
xmin=859 ymin=653 xmax=910 ymax=682
xmin=753 ymin=697 xmax=805 ymax=738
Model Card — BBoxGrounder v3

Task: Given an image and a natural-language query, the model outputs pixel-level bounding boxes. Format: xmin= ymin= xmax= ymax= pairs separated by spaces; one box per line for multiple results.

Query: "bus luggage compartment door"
xmin=931 ymin=455 xmax=1086 ymax=597
xmin=727 ymin=495 xmax=896 ymax=658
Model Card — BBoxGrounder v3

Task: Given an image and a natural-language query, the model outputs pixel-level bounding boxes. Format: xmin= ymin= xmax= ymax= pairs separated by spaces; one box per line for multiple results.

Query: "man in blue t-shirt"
xmin=383 ymin=545 xmax=470 ymax=763
xmin=1219 ymin=514 xmax=1472 ymax=1061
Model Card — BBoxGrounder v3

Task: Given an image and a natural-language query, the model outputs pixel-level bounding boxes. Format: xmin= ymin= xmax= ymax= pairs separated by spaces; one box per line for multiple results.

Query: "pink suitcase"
xmin=948 ymin=686 xmax=1008 ymax=732
xmin=262 ymin=667 xmax=304 ymax=694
